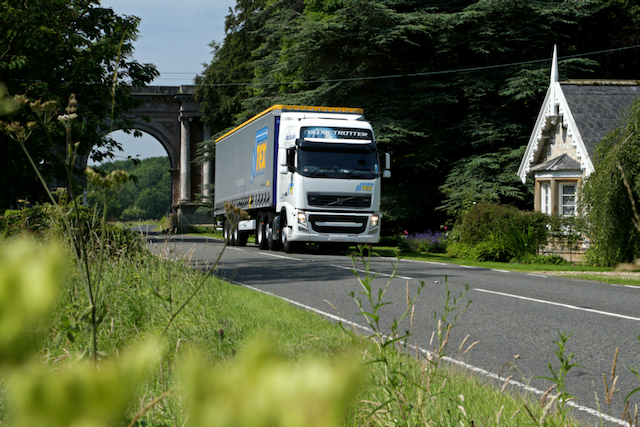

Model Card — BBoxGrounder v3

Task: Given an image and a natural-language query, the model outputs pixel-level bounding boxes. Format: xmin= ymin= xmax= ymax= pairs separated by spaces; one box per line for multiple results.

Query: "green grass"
xmin=26 ymin=242 xmax=589 ymax=426
xmin=369 ymin=246 xmax=609 ymax=271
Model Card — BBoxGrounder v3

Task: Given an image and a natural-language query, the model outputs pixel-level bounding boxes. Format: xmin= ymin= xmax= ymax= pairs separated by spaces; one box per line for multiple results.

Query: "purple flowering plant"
xmin=400 ymin=230 xmax=448 ymax=253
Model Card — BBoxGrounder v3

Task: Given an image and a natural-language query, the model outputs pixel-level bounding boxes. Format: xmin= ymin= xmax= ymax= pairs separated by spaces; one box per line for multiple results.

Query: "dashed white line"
xmin=330 ymin=264 xmax=413 ymax=280
xmin=491 ymin=269 xmax=509 ymax=273
xmin=258 ymin=252 xmax=304 ymax=261
xmin=475 ymin=288 xmax=640 ymax=322
xmin=527 ymin=273 xmax=548 ymax=278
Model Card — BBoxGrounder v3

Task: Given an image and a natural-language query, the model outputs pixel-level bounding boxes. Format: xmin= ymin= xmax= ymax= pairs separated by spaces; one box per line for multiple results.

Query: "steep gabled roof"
xmin=517 ymin=46 xmax=640 ymax=183
xmin=561 ymin=81 xmax=640 ymax=157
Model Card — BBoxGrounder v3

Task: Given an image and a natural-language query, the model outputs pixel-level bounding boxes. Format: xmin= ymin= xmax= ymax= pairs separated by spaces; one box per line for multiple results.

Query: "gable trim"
xmin=517 ymin=82 xmax=595 ymax=183
xmin=556 ymin=85 xmax=595 ymax=177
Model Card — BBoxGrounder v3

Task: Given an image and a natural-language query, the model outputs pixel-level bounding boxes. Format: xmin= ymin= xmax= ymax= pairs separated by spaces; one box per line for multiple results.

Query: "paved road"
xmin=147 ymin=234 xmax=640 ymax=426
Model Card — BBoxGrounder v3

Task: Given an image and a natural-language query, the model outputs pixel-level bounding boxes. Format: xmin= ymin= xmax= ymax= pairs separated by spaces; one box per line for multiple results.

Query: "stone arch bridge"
xmin=119 ymin=85 xmax=213 ymax=229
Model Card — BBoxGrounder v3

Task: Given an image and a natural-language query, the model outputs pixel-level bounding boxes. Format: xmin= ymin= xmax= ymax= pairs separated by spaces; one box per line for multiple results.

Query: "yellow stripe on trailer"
xmin=214 ymin=105 xmax=364 ymax=143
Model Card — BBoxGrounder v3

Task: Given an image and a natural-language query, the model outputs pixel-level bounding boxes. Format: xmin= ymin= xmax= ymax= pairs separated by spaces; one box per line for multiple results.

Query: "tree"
xmin=580 ymin=99 xmax=640 ymax=266
xmin=0 ymin=0 xmax=158 ymax=209
xmin=197 ymin=0 xmax=640 ymax=231
xmin=194 ymin=0 xmax=273 ymax=139
xmin=87 ymin=157 xmax=171 ymax=220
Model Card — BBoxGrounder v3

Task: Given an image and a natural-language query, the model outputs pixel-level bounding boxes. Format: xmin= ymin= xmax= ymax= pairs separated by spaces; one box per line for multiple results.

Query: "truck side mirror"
xmin=383 ymin=152 xmax=391 ymax=178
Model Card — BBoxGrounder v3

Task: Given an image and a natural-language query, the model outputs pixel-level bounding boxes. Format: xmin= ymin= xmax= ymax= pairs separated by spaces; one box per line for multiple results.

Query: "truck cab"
xmin=273 ymin=112 xmax=389 ymax=252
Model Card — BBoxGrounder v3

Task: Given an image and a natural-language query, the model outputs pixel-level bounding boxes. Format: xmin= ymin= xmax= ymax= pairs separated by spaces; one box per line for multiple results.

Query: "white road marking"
xmin=527 ymin=273 xmax=548 ymax=278
xmin=258 ymin=252 xmax=304 ymax=261
xmin=491 ymin=269 xmax=509 ymax=273
xmin=236 ymin=280 xmax=628 ymax=427
xmin=475 ymin=288 xmax=640 ymax=322
xmin=330 ymin=264 xmax=413 ymax=280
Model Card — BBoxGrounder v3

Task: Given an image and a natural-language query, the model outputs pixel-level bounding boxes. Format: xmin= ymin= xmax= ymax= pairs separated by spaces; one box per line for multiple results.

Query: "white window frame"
xmin=541 ymin=182 xmax=551 ymax=214
xmin=559 ymin=182 xmax=577 ymax=217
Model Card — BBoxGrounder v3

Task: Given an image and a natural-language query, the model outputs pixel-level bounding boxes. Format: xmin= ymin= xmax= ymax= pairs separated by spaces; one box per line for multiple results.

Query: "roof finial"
xmin=551 ymin=45 xmax=559 ymax=83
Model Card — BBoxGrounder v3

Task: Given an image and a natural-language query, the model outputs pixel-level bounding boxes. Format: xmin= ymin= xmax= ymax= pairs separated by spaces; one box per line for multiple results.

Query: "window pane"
xmin=560 ymin=183 xmax=577 ymax=217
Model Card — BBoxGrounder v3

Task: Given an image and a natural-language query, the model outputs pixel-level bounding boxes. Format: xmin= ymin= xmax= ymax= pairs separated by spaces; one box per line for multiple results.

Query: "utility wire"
xmin=161 ymin=44 xmax=640 ymax=87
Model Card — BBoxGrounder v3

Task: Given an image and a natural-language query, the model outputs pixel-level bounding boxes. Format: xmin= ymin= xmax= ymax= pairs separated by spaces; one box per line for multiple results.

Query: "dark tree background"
xmin=197 ymin=0 xmax=640 ymax=233
xmin=0 ymin=0 xmax=158 ymax=209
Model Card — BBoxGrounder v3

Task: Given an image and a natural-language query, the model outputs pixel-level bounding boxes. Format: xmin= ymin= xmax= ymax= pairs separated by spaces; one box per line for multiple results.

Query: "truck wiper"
xmin=306 ymin=168 xmax=330 ymax=177
xmin=343 ymin=169 xmax=373 ymax=179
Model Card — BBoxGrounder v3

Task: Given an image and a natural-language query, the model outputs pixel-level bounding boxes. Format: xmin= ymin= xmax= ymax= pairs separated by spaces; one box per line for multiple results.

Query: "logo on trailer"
xmin=252 ymin=126 xmax=268 ymax=183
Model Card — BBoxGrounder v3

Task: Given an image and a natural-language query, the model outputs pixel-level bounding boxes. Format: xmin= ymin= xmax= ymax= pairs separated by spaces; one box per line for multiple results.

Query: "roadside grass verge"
xmin=369 ymin=246 xmax=609 ymax=272
xmin=10 ymin=239 xmax=582 ymax=426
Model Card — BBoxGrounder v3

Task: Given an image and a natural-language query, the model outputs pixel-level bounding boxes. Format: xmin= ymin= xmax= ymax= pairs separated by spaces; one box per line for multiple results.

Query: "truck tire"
xmin=223 ymin=218 xmax=231 ymax=243
xmin=267 ymin=213 xmax=280 ymax=251
xmin=280 ymin=210 xmax=301 ymax=253
xmin=256 ymin=212 xmax=268 ymax=250
xmin=282 ymin=230 xmax=300 ymax=254
xmin=231 ymin=221 xmax=239 ymax=246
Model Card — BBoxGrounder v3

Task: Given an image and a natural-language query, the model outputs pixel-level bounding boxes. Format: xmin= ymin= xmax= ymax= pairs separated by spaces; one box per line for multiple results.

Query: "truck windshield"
xmin=297 ymin=147 xmax=379 ymax=179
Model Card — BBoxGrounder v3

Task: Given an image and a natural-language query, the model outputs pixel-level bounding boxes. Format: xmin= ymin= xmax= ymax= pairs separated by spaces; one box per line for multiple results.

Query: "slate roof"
xmin=530 ymin=154 xmax=581 ymax=172
xmin=561 ymin=81 xmax=640 ymax=156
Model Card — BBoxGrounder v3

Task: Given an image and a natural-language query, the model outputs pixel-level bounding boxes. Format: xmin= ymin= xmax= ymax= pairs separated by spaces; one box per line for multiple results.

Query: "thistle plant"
xmin=537 ymin=331 xmax=583 ymax=426
xmin=348 ymin=245 xmax=428 ymax=425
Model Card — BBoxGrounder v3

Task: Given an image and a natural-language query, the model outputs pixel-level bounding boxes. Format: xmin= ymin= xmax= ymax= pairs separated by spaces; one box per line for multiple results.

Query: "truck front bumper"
xmin=286 ymin=211 xmax=382 ymax=244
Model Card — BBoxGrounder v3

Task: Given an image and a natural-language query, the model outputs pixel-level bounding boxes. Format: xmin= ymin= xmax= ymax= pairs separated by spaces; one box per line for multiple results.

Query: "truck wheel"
xmin=223 ymin=218 xmax=231 ymax=243
xmin=256 ymin=212 xmax=268 ymax=250
xmin=282 ymin=231 xmax=300 ymax=254
xmin=231 ymin=221 xmax=240 ymax=246
xmin=267 ymin=213 xmax=280 ymax=251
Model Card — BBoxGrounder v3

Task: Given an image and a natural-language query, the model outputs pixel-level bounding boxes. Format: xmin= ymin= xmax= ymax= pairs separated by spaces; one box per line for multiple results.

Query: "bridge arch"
xmin=113 ymin=85 xmax=214 ymax=229
xmin=110 ymin=120 xmax=179 ymax=169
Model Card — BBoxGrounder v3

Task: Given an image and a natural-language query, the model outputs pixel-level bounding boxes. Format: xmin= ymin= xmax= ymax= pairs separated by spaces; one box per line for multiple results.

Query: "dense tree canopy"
xmin=197 ymin=0 xmax=640 ymax=232
xmin=0 ymin=0 xmax=158 ymax=209
xmin=88 ymin=157 xmax=171 ymax=220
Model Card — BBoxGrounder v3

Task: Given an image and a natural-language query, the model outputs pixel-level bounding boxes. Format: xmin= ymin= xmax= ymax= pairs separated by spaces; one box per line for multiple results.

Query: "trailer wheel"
xmin=256 ymin=212 xmax=268 ymax=250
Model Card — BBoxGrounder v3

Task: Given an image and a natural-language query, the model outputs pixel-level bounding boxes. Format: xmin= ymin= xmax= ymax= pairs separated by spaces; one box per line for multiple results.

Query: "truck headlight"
xmin=370 ymin=213 xmax=380 ymax=229
xmin=297 ymin=211 xmax=307 ymax=227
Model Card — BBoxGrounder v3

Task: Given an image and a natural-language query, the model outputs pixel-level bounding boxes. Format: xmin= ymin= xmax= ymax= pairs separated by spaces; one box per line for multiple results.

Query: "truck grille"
xmin=307 ymin=193 xmax=371 ymax=208
xmin=308 ymin=214 xmax=368 ymax=234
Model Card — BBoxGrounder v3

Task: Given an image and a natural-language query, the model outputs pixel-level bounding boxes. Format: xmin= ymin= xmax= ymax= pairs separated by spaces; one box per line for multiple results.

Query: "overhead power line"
xmin=159 ymin=44 xmax=640 ymax=87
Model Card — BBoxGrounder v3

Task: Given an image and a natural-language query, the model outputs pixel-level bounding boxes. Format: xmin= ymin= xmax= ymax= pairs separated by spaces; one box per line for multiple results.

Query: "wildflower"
xmin=65 ymin=93 xmax=77 ymax=114
xmin=14 ymin=94 xmax=28 ymax=108
xmin=57 ymin=113 xmax=78 ymax=123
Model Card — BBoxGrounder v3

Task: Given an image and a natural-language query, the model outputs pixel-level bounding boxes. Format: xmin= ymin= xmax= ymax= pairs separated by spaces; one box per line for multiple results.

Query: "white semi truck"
xmin=213 ymin=105 xmax=390 ymax=253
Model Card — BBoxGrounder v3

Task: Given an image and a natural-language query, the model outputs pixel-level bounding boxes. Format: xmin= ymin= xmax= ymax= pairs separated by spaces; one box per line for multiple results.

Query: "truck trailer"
xmin=213 ymin=105 xmax=390 ymax=253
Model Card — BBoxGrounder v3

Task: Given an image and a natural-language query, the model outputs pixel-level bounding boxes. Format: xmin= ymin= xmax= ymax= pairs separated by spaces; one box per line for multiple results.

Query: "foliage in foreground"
xmin=0 ymin=233 xmax=600 ymax=426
